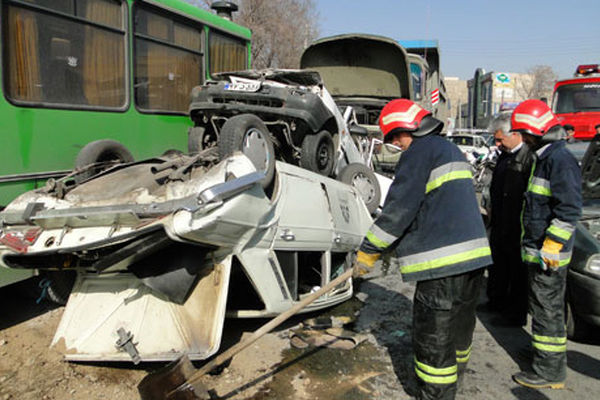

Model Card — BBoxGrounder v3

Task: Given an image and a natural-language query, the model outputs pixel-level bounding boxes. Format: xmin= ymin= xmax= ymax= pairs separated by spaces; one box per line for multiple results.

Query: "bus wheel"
xmin=218 ymin=114 xmax=275 ymax=188
xmin=75 ymin=140 xmax=134 ymax=181
xmin=338 ymin=163 xmax=381 ymax=214
xmin=188 ymin=126 xmax=217 ymax=154
xmin=300 ymin=130 xmax=335 ymax=176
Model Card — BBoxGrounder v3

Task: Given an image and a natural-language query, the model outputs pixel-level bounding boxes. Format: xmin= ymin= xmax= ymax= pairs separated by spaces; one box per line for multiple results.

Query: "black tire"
xmin=338 ymin=163 xmax=381 ymax=214
xmin=300 ymin=130 xmax=335 ymax=176
xmin=218 ymin=114 xmax=275 ymax=188
xmin=75 ymin=139 xmax=134 ymax=181
xmin=566 ymin=299 xmax=590 ymax=341
xmin=43 ymin=271 xmax=77 ymax=305
xmin=188 ymin=126 xmax=217 ymax=154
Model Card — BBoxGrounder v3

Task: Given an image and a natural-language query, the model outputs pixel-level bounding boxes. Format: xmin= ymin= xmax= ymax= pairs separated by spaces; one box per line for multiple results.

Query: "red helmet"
xmin=379 ymin=99 xmax=433 ymax=139
xmin=511 ymin=99 xmax=560 ymax=137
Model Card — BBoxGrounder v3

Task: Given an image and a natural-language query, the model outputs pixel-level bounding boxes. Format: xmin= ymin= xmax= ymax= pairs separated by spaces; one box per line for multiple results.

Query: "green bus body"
xmin=0 ymin=0 xmax=251 ymax=206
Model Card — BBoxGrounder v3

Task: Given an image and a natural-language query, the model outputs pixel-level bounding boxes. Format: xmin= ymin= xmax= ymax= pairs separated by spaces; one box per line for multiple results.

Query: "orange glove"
xmin=352 ymin=251 xmax=380 ymax=278
xmin=540 ymin=237 xmax=563 ymax=270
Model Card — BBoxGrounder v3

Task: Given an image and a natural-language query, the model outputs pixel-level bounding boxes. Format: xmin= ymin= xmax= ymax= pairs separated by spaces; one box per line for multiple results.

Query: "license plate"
xmin=224 ymin=77 xmax=261 ymax=92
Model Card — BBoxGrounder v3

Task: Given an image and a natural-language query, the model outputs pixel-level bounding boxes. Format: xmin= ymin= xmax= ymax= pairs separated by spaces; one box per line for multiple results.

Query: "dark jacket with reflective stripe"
xmin=522 ymin=140 xmax=582 ymax=266
xmin=360 ymin=134 xmax=492 ymax=281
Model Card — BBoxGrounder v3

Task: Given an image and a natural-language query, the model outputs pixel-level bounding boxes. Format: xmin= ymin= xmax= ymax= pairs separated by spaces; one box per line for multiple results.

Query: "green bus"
xmin=0 ymin=0 xmax=251 ymax=288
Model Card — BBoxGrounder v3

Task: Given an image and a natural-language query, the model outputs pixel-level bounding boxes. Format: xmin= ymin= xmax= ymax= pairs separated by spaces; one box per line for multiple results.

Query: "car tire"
xmin=566 ymin=299 xmax=590 ymax=340
xmin=300 ymin=130 xmax=335 ymax=176
xmin=75 ymin=140 xmax=134 ymax=181
xmin=43 ymin=271 xmax=77 ymax=305
xmin=218 ymin=114 xmax=275 ymax=188
xmin=338 ymin=163 xmax=381 ymax=214
xmin=188 ymin=126 xmax=217 ymax=154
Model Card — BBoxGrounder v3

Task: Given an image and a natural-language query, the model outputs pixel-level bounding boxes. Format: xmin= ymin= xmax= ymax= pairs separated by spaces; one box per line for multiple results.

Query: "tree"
xmin=516 ymin=65 xmax=558 ymax=102
xmin=183 ymin=0 xmax=320 ymax=69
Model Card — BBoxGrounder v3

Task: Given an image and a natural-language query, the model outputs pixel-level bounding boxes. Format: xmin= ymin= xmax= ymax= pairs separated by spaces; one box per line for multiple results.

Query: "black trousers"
xmin=412 ymin=268 xmax=484 ymax=400
xmin=528 ymin=264 xmax=568 ymax=382
xmin=487 ymin=237 xmax=528 ymax=322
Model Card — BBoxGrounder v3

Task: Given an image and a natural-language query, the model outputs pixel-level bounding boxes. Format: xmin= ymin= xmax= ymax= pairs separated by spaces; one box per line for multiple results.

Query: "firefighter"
xmin=354 ymin=99 xmax=492 ymax=400
xmin=510 ymin=100 xmax=582 ymax=389
xmin=486 ymin=113 xmax=533 ymax=326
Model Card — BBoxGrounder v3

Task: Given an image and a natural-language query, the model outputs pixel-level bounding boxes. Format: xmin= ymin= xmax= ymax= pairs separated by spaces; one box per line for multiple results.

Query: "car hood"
xmin=300 ymin=33 xmax=411 ymax=99
xmin=213 ymin=68 xmax=322 ymax=87
xmin=581 ymin=135 xmax=600 ymax=199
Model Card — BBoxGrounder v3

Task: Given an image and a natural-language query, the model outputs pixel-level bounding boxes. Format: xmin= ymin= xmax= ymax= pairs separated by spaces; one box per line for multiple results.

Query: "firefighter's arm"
xmin=545 ymin=154 xmax=582 ymax=246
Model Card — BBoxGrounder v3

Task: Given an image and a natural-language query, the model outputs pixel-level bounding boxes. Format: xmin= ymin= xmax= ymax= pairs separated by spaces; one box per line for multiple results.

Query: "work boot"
xmin=512 ymin=371 xmax=565 ymax=389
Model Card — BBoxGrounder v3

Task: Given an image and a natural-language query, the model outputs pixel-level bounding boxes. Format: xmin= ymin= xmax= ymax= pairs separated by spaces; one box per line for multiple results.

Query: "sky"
xmin=315 ymin=0 xmax=600 ymax=81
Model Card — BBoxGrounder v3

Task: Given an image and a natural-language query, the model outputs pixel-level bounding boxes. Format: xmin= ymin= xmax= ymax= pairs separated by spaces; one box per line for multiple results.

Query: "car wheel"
xmin=338 ymin=163 xmax=381 ymax=214
xmin=566 ymin=299 xmax=590 ymax=340
xmin=75 ymin=140 xmax=134 ymax=181
xmin=300 ymin=130 xmax=335 ymax=176
xmin=218 ymin=114 xmax=275 ymax=188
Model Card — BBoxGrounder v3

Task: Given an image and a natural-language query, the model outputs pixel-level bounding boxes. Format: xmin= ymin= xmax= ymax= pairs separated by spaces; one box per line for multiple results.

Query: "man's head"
xmin=595 ymin=124 xmax=600 ymax=135
xmin=510 ymin=99 xmax=561 ymax=148
xmin=488 ymin=113 xmax=521 ymax=151
xmin=379 ymin=99 xmax=443 ymax=151
xmin=564 ymin=124 xmax=575 ymax=139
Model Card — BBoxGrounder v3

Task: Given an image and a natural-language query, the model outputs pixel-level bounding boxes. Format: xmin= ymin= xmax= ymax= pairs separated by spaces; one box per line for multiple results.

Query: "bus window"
xmin=3 ymin=0 xmax=126 ymax=108
xmin=410 ymin=63 xmax=423 ymax=101
xmin=209 ymin=31 xmax=248 ymax=75
xmin=134 ymin=6 xmax=202 ymax=113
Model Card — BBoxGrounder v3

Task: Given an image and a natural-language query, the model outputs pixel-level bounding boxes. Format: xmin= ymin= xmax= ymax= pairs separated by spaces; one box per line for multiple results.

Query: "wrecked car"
xmin=186 ymin=69 xmax=382 ymax=213
xmin=0 ymin=151 xmax=372 ymax=362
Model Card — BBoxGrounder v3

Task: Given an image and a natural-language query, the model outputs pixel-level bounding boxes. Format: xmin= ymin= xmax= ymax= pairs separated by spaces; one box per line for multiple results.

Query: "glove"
xmin=540 ymin=237 xmax=563 ymax=270
xmin=352 ymin=251 xmax=380 ymax=278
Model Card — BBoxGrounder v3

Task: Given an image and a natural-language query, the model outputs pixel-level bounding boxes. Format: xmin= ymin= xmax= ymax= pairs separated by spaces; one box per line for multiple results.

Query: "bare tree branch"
xmin=516 ymin=65 xmax=558 ymax=101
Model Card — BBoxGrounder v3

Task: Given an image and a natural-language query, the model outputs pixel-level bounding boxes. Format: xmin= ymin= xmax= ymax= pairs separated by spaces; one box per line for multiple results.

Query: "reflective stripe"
xmin=414 ymin=358 xmax=458 ymax=384
xmin=514 ymin=111 xmax=555 ymax=130
xmin=456 ymin=345 xmax=472 ymax=363
xmin=426 ymin=162 xmax=473 ymax=193
xmin=381 ymin=104 xmax=423 ymax=125
xmin=533 ymin=334 xmax=567 ymax=344
xmin=528 ymin=176 xmax=552 ymax=196
xmin=399 ymin=238 xmax=490 ymax=274
xmin=366 ymin=224 xmax=397 ymax=249
xmin=415 ymin=368 xmax=458 ymax=385
xmin=533 ymin=342 xmax=567 ymax=352
xmin=547 ymin=219 xmax=575 ymax=241
xmin=522 ymin=247 xmax=571 ymax=267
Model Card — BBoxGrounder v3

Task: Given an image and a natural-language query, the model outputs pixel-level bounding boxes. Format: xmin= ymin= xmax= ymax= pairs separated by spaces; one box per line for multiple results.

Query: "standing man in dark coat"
xmin=353 ymin=99 xmax=492 ymax=400
xmin=486 ymin=113 xmax=533 ymax=326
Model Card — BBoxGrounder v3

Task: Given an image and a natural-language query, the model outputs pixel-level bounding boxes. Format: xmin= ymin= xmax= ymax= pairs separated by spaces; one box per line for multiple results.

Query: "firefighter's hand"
xmin=540 ymin=237 xmax=563 ymax=270
xmin=352 ymin=251 xmax=380 ymax=278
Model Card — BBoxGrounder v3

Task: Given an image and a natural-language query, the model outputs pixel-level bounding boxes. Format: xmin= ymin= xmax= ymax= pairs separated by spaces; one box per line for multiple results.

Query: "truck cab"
xmin=553 ymin=64 xmax=600 ymax=140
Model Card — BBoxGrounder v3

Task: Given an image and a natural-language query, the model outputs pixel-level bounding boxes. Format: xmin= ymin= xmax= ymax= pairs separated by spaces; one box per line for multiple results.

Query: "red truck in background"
xmin=552 ymin=64 xmax=600 ymax=140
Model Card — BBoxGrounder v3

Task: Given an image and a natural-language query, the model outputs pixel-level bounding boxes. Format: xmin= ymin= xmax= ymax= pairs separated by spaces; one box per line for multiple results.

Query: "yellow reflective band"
xmin=366 ymin=231 xmax=390 ymax=249
xmin=455 ymin=345 xmax=472 ymax=356
xmin=415 ymin=368 xmax=458 ymax=385
xmin=547 ymin=225 xmax=573 ymax=241
xmin=401 ymin=246 xmax=491 ymax=274
xmin=533 ymin=342 xmax=567 ymax=352
xmin=533 ymin=334 xmax=567 ymax=344
xmin=528 ymin=183 xmax=552 ymax=196
xmin=414 ymin=357 xmax=458 ymax=375
xmin=522 ymin=253 xmax=571 ymax=267
xmin=426 ymin=170 xmax=473 ymax=193
xmin=456 ymin=355 xmax=469 ymax=363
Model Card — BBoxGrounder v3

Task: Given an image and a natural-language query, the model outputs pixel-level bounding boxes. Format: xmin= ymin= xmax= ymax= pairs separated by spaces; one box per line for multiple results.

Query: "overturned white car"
xmin=0 ymin=151 xmax=373 ymax=362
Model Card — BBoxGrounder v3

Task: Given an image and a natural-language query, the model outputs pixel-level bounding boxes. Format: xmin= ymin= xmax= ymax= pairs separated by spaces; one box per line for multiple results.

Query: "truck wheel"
xmin=300 ymin=130 xmax=335 ymax=176
xmin=338 ymin=163 xmax=381 ymax=214
xmin=75 ymin=140 xmax=134 ymax=181
xmin=188 ymin=126 xmax=217 ymax=154
xmin=218 ymin=114 xmax=275 ymax=188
